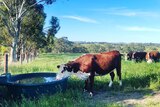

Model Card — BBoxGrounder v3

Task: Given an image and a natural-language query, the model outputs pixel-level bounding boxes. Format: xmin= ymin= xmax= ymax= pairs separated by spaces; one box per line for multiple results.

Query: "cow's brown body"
xmin=69 ymin=51 xmax=121 ymax=75
xmin=146 ymin=51 xmax=160 ymax=62
xmin=57 ymin=50 xmax=122 ymax=96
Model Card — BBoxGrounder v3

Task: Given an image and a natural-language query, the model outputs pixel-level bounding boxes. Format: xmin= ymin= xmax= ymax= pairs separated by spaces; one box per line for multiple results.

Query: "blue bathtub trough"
xmin=0 ymin=72 xmax=68 ymax=99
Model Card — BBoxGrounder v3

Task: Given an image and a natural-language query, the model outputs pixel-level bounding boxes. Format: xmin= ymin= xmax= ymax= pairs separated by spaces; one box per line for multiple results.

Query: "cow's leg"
xmin=109 ymin=71 xmax=115 ymax=87
xmin=84 ymin=79 xmax=88 ymax=92
xmin=88 ymin=75 xmax=94 ymax=97
xmin=116 ymin=67 xmax=122 ymax=86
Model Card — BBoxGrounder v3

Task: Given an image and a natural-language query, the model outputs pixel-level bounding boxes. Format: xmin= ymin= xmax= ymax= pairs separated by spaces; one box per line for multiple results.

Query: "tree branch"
xmin=18 ymin=0 xmax=26 ymax=18
xmin=2 ymin=1 xmax=10 ymax=11
xmin=20 ymin=0 xmax=48 ymax=18
xmin=2 ymin=18 xmax=14 ymax=37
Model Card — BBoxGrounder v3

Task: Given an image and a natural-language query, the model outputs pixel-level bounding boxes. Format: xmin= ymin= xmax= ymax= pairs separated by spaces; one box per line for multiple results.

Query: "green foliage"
xmin=52 ymin=37 xmax=73 ymax=53
xmin=72 ymin=45 xmax=89 ymax=53
xmin=47 ymin=41 xmax=160 ymax=54
xmin=0 ymin=0 xmax=57 ymax=62
xmin=0 ymin=46 xmax=9 ymax=54
xmin=20 ymin=3 xmax=47 ymax=52
xmin=48 ymin=16 xmax=60 ymax=35
xmin=84 ymin=44 xmax=106 ymax=53
xmin=43 ymin=16 xmax=60 ymax=52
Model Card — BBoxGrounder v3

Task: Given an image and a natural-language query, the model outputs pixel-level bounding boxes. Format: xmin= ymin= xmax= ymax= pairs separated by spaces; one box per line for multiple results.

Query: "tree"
xmin=19 ymin=4 xmax=46 ymax=62
xmin=53 ymin=37 xmax=73 ymax=53
xmin=85 ymin=44 xmax=106 ymax=53
xmin=72 ymin=45 xmax=89 ymax=53
xmin=45 ymin=16 xmax=60 ymax=52
xmin=0 ymin=0 xmax=56 ymax=62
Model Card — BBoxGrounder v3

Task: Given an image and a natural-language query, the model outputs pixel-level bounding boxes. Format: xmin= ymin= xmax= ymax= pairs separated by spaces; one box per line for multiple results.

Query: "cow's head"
xmin=56 ymin=64 xmax=72 ymax=80
xmin=146 ymin=52 xmax=153 ymax=63
xmin=125 ymin=53 xmax=130 ymax=61
xmin=147 ymin=59 xmax=153 ymax=63
xmin=56 ymin=62 xmax=90 ymax=80
xmin=125 ymin=52 xmax=133 ymax=61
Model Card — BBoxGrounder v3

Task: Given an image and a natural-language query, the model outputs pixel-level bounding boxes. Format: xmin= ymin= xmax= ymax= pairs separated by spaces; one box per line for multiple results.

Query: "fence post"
xmin=4 ymin=53 xmax=8 ymax=74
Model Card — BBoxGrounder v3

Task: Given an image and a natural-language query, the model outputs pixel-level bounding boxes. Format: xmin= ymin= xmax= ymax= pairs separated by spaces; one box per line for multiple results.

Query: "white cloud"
xmin=117 ymin=26 xmax=160 ymax=32
xmin=107 ymin=12 xmax=137 ymax=17
xmin=62 ymin=15 xmax=98 ymax=24
xmin=93 ymin=7 xmax=160 ymax=17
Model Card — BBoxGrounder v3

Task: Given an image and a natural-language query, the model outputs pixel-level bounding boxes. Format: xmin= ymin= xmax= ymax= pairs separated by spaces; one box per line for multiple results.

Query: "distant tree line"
xmin=1 ymin=33 xmax=160 ymax=61
xmin=39 ymin=37 xmax=160 ymax=54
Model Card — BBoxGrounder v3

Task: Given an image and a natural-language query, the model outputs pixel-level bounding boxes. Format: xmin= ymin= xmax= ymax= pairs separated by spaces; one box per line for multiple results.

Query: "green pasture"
xmin=0 ymin=53 xmax=160 ymax=107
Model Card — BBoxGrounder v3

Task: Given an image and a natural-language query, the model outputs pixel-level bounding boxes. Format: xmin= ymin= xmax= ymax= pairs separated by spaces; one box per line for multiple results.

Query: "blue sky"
xmin=44 ymin=0 xmax=160 ymax=43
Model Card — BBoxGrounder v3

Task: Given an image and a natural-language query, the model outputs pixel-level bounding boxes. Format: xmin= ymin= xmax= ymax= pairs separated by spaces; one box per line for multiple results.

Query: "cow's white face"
xmin=147 ymin=59 xmax=153 ymax=63
xmin=56 ymin=64 xmax=72 ymax=80
xmin=56 ymin=64 xmax=90 ymax=80
xmin=125 ymin=54 xmax=128 ymax=61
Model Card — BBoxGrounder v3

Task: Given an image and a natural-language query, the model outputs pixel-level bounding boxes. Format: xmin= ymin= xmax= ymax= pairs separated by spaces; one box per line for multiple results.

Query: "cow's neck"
xmin=73 ymin=71 xmax=90 ymax=80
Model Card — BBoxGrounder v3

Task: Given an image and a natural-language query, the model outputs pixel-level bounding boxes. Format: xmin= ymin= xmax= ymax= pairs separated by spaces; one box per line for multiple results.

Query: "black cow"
xmin=132 ymin=52 xmax=147 ymax=62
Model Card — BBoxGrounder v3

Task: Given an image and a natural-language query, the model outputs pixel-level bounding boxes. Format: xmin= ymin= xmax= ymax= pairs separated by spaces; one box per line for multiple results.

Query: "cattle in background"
xmin=146 ymin=51 xmax=160 ymax=63
xmin=56 ymin=50 xmax=122 ymax=96
xmin=132 ymin=52 xmax=147 ymax=62
xmin=125 ymin=51 xmax=134 ymax=61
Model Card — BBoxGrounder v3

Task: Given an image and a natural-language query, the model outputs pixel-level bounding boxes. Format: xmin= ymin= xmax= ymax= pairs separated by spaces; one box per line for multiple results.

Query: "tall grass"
xmin=0 ymin=53 xmax=160 ymax=107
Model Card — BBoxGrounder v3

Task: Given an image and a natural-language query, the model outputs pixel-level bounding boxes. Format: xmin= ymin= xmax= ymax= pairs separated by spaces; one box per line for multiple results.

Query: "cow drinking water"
xmin=56 ymin=50 xmax=122 ymax=96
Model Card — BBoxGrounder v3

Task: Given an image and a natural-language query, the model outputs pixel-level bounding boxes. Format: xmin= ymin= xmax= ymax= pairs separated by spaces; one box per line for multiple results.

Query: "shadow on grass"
xmin=67 ymin=71 xmax=159 ymax=91
xmin=65 ymin=73 xmax=159 ymax=106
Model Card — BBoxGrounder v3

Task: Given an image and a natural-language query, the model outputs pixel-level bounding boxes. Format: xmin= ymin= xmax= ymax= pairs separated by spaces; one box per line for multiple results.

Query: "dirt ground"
xmin=91 ymin=90 xmax=160 ymax=107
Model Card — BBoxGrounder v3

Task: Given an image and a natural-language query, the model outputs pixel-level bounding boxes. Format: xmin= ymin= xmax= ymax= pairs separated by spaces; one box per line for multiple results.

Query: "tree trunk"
xmin=11 ymin=19 xmax=21 ymax=62
xmin=25 ymin=52 xmax=29 ymax=63
xmin=11 ymin=39 xmax=17 ymax=62
xmin=20 ymin=44 xmax=24 ymax=64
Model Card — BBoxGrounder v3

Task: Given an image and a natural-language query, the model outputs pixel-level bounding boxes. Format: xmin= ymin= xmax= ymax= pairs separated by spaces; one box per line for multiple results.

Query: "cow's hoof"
xmin=89 ymin=92 xmax=93 ymax=97
xmin=108 ymin=84 xmax=113 ymax=88
xmin=108 ymin=81 xmax=113 ymax=88
xmin=108 ymin=85 xmax=112 ymax=88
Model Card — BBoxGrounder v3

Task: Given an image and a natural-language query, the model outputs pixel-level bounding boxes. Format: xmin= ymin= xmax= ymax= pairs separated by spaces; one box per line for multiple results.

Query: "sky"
xmin=44 ymin=0 xmax=160 ymax=43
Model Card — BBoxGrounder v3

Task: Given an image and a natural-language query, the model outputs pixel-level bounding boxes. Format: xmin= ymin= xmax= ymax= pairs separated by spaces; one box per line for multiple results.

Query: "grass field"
xmin=0 ymin=53 xmax=160 ymax=107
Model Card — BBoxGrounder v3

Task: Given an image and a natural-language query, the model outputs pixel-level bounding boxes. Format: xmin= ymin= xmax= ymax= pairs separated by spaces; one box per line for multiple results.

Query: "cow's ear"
xmin=57 ymin=65 xmax=60 ymax=68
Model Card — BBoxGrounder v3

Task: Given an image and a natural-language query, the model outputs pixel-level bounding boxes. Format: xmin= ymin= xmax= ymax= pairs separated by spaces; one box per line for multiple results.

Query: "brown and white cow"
xmin=56 ymin=50 xmax=122 ymax=96
xmin=146 ymin=51 xmax=160 ymax=63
